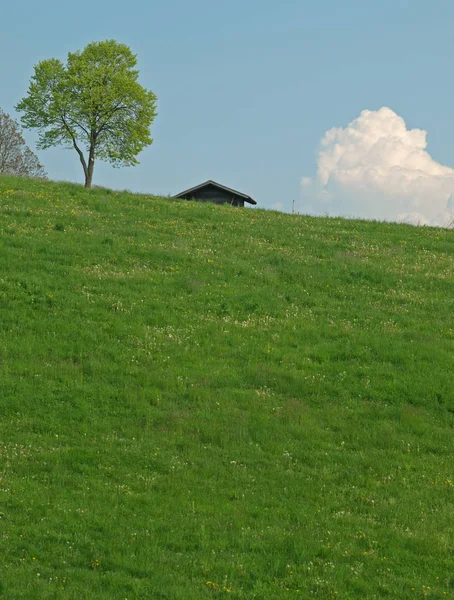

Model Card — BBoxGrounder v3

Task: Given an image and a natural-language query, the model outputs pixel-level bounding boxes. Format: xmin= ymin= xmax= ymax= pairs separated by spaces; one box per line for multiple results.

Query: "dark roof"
xmin=174 ymin=180 xmax=257 ymax=205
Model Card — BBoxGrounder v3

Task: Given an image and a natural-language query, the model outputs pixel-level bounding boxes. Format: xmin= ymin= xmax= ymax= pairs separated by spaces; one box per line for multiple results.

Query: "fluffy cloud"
xmin=301 ymin=107 xmax=454 ymax=227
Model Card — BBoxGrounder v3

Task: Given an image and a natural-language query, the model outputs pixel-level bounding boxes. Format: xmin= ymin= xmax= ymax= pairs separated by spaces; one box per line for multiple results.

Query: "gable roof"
xmin=174 ymin=180 xmax=257 ymax=205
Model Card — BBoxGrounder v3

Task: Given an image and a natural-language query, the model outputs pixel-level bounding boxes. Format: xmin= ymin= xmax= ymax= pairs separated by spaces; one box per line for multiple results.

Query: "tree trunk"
xmin=84 ymin=160 xmax=94 ymax=188
xmin=62 ymin=119 xmax=94 ymax=189
xmin=71 ymin=138 xmax=89 ymax=187
xmin=84 ymin=141 xmax=95 ymax=189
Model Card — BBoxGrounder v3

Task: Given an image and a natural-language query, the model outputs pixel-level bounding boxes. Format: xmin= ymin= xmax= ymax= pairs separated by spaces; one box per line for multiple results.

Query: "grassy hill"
xmin=1 ymin=175 xmax=453 ymax=599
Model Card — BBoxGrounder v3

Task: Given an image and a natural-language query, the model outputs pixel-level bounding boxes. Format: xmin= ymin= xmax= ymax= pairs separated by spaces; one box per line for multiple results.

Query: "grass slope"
xmin=0 ymin=175 xmax=453 ymax=599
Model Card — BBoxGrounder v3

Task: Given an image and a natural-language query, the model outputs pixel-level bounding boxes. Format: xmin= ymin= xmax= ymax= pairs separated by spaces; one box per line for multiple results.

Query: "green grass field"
xmin=1 ymin=175 xmax=453 ymax=599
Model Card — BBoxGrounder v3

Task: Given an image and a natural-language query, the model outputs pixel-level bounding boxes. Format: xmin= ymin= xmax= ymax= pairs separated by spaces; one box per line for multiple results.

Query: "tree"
xmin=16 ymin=40 xmax=157 ymax=189
xmin=0 ymin=109 xmax=47 ymax=178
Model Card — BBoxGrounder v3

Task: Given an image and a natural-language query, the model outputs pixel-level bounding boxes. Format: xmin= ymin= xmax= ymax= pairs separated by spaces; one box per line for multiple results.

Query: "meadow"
xmin=0 ymin=175 xmax=453 ymax=599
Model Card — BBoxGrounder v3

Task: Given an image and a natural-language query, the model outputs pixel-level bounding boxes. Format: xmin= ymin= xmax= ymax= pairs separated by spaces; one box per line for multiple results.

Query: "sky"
xmin=2 ymin=0 xmax=454 ymax=225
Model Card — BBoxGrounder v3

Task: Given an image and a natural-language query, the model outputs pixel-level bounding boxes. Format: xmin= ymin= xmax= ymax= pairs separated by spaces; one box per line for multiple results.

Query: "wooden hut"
xmin=174 ymin=180 xmax=257 ymax=207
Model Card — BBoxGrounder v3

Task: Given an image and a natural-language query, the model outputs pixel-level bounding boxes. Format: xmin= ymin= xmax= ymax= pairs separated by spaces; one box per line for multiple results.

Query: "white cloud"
xmin=301 ymin=107 xmax=454 ymax=227
xmin=396 ymin=212 xmax=429 ymax=226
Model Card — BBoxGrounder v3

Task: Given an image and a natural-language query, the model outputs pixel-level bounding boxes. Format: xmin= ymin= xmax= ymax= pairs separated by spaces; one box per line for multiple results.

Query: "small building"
xmin=174 ymin=180 xmax=257 ymax=207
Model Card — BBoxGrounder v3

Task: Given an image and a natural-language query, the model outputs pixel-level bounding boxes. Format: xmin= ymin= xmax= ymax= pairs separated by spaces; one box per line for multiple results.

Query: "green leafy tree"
xmin=16 ymin=40 xmax=157 ymax=188
xmin=0 ymin=109 xmax=47 ymax=179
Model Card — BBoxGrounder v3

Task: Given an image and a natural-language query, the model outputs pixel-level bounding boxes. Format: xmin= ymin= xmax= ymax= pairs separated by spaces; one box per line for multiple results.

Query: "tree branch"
xmin=64 ymin=114 xmax=91 ymax=138
xmin=61 ymin=116 xmax=88 ymax=178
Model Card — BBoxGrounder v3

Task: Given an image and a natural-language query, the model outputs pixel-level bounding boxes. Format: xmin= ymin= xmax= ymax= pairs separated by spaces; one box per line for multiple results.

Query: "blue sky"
xmin=2 ymin=0 xmax=454 ymax=221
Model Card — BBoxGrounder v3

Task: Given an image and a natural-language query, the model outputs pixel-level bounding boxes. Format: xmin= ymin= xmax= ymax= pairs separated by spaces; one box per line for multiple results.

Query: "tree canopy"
xmin=16 ymin=40 xmax=157 ymax=188
xmin=0 ymin=109 xmax=47 ymax=179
